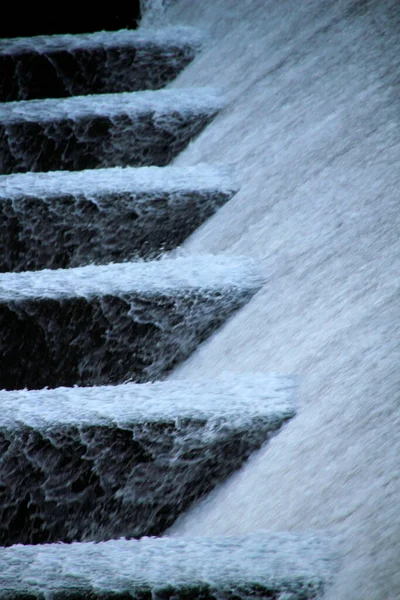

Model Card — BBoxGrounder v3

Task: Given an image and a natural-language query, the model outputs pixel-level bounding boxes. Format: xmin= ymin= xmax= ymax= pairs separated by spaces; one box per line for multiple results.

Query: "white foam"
xmin=0 ymin=255 xmax=263 ymax=301
xmin=0 ymin=165 xmax=237 ymax=199
xmin=0 ymin=374 xmax=295 ymax=428
xmin=0 ymin=88 xmax=225 ymax=124
xmin=0 ymin=532 xmax=335 ymax=595
xmin=0 ymin=26 xmax=206 ymax=54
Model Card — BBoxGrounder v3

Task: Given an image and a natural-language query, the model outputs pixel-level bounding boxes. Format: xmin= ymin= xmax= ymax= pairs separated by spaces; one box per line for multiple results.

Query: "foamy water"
xmin=162 ymin=1 xmax=400 ymax=598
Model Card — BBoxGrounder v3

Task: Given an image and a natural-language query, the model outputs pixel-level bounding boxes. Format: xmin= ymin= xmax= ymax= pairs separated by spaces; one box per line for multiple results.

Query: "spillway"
xmin=163 ymin=1 xmax=400 ymax=599
xmin=2 ymin=0 xmax=396 ymax=597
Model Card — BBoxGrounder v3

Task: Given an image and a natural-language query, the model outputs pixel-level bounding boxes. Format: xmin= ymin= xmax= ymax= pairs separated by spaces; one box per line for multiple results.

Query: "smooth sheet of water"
xmin=162 ymin=1 xmax=400 ymax=598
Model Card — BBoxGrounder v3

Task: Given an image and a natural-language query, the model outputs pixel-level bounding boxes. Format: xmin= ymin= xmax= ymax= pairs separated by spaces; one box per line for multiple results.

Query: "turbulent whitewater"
xmin=0 ymin=375 xmax=295 ymax=545
xmin=0 ymin=165 xmax=236 ymax=271
xmin=0 ymin=256 xmax=262 ymax=389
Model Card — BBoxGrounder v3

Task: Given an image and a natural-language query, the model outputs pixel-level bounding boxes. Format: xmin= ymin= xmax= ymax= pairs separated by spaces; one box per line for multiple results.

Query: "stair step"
xmin=0 ymin=532 xmax=336 ymax=598
xmin=0 ymin=256 xmax=262 ymax=390
xmin=0 ymin=27 xmax=205 ymax=102
xmin=0 ymin=375 xmax=295 ymax=545
xmin=0 ymin=165 xmax=236 ymax=272
xmin=0 ymin=88 xmax=223 ymax=174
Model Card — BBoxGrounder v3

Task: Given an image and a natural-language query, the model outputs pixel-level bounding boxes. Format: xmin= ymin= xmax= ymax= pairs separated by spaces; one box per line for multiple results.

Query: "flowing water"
xmin=161 ymin=1 xmax=400 ymax=598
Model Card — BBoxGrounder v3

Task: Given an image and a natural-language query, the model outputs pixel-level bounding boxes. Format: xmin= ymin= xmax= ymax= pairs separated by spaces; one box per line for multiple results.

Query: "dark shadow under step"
xmin=0 ymin=27 xmax=205 ymax=102
xmin=0 ymin=165 xmax=236 ymax=272
xmin=0 ymin=5 xmax=141 ymax=38
xmin=0 ymin=89 xmax=222 ymax=174
xmin=0 ymin=532 xmax=336 ymax=599
xmin=0 ymin=375 xmax=295 ymax=545
xmin=0 ymin=256 xmax=262 ymax=390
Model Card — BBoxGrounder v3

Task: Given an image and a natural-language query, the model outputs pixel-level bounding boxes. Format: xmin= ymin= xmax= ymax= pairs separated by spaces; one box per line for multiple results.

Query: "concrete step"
xmin=0 ymin=532 xmax=336 ymax=599
xmin=0 ymin=375 xmax=295 ymax=545
xmin=0 ymin=27 xmax=205 ymax=102
xmin=0 ymin=165 xmax=236 ymax=272
xmin=0 ymin=88 xmax=223 ymax=174
xmin=0 ymin=256 xmax=262 ymax=390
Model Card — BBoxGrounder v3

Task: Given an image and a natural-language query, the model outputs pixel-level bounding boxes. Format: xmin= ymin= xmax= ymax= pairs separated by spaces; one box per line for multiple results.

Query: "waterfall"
xmin=163 ymin=1 xmax=400 ymax=599
xmin=0 ymin=1 xmax=398 ymax=598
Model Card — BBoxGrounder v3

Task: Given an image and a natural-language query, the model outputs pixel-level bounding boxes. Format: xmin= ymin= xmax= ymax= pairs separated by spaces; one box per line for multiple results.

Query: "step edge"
xmin=0 ymin=256 xmax=263 ymax=302
xmin=0 ymin=88 xmax=225 ymax=123
xmin=0 ymin=532 xmax=337 ymax=594
xmin=0 ymin=26 xmax=208 ymax=55
xmin=0 ymin=375 xmax=296 ymax=427
xmin=0 ymin=165 xmax=238 ymax=198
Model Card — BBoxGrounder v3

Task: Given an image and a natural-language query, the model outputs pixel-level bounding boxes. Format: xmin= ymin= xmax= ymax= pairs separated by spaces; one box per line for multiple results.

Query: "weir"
xmin=0 ymin=1 xmax=343 ymax=598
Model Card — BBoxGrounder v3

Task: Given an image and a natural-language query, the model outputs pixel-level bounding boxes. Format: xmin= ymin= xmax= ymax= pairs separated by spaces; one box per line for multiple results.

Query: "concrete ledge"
xmin=0 ymin=165 xmax=236 ymax=271
xmin=0 ymin=89 xmax=223 ymax=174
xmin=0 ymin=256 xmax=262 ymax=390
xmin=0 ymin=532 xmax=336 ymax=599
xmin=0 ymin=27 xmax=205 ymax=101
xmin=0 ymin=375 xmax=295 ymax=545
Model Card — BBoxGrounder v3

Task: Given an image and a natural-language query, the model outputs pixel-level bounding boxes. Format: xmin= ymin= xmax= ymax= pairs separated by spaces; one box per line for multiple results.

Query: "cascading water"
xmin=0 ymin=165 xmax=235 ymax=271
xmin=0 ymin=256 xmax=262 ymax=390
xmin=0 ymin=0 xmax=397 ymax=597
xmin=0 ymin=375 xmax=295 ymax=546
xmin=161 ymin=1 xmax=400 ymax=599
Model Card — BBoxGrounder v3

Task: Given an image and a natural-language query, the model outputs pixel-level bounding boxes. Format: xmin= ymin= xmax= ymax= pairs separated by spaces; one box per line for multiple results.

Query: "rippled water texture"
xmin=164 ymin=1 xmax=400 ymax=599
